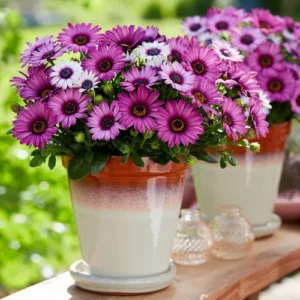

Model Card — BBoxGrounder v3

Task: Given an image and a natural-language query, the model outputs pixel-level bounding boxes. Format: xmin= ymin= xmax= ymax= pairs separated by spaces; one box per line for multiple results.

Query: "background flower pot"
xmin=192 ymin=122 xmax=291 ymax=227
xmin=63 ymin=156 xmax=187 ymax=293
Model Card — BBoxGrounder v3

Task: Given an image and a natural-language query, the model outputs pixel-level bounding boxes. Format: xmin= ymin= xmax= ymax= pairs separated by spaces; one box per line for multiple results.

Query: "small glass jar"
xmin=209 ymin=205 xmax=254 ymax=260
xmin=172 ymin=209 xmax=213 ymax=265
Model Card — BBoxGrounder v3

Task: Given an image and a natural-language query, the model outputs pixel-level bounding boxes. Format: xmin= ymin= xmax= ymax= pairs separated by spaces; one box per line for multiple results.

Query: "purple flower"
xmin=82 ymin=44 xmax=125 ymax=81
xmin=212 ymin=40 xmax=243 ymax=62
xmin=20 ymin=35 xmax=54 ymax=67
xmin=167 ymin=37 xmax=189 ymax=63
xmin=137 ymin=41 xmax=170 ymax=61
xmin=48 ymin=88 xmax=90 ymax=128
xmin=12 ymin=101 xmax=57 ymax=150
xmin=143 ymin=26 xmax=165 ymax=43
xmin=232 ymin=70 xmax=261 ymax=97
xmin=182 ymin=16 xmax=207 ymax=36
xmin=291 ymin=87 xmax=300 ymax=115
xmin=73 ymin=70 xmax=100 ymax=92
xmin=155 ymin=99 xmax=204 ymax=148
xmin=231 ymin=27 xmax=266 ymax=52
xmin=183 ymin=45 xmax=220 ymax=82
xmin=216 ymin=61 xmax=242 ymax=88
xmin=286 ymin=62 xmax=300 ymax=82
xmin=222 ymin=98 xmax=247 ymax=141
xmin=207 ymin=12 xmax=239 ymax=33
xmin=159 ymin=61 xmax=195 ymax=93
xmin=120 ymin=66 xmax=159 ymax=92
xmin=99 ymin=25 xmax=146 ymax=52
xmin=58 ymin=23 xmax=102 ymax=53
xmin=284 ymin=41 xmax=300 ymax=60
xmin=246 ymin=42 xmax=284 ymax=76
xmin=20 ymin=67 xmax=55 ymax=101
xmin=249 ymin=98 xmax=269 ymax=138
xmin=87 ymin=101 xmax=124 ymax=141
xmin=118 ymin=86 xmax=161 ymax=133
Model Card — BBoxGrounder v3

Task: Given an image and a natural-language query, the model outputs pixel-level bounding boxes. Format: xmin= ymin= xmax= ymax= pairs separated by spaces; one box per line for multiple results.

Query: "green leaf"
xmin=191 ymin=149 xmax=218 ymax=164
xmin=132 ymin=153 xmax=144 ymax=167
xmin=48 ymin=154 xmax=56 ymax=170
xmin=29 ymin=155 xmax=43 ymax=167
xmin=112 ymin=139 xmax=122 ymax=148
xmin=85 ymin=150 xmax=94 ymax=163
xmin=70 ymin=143 xmax=85 ymax=153
xmin=30 ymin=149 xmax=41 ymax=156
xmin=228 ymin=157 xmax=237 ymax=166
xmin=122 ymin=153 xmax=130 ymax=164
xmin=6 ymin=128 xmax=12 ymax=134
xmin=68 ymin=156 xmax=91 ymax=180
xmin=220 ymin=157 xmax=227 ymax=169
xmin=90 ymin=152 xmax=109 ymax=175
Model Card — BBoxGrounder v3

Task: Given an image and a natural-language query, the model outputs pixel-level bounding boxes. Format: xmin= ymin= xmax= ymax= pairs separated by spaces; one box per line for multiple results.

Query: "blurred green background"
xmin=0 ymin=0 xmax=299 ymax=296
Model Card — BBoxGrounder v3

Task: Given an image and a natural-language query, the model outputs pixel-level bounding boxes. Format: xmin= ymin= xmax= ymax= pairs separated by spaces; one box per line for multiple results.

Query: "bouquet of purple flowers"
xmin=9 ymin=23 xmax=267 ymax=179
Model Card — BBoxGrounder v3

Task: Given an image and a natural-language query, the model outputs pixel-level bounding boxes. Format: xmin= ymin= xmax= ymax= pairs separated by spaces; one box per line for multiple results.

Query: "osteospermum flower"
xmin=143 ymin=26 xmax=165 ymax=43
xmin=182 ymin=16 xmax=207 ymax=36
xmin=286 ymin=62 xmax=300 ymax=82
xmin=197 ymin=32 xmax=220 ymax=46
xmin=212 ymin=40 xmax=243 ymax=62
xmin=58 ymin=23 xmax=102 ymax=53
xmin=125 ymin=51 xmax=137 ymax=65
xmin=167 ymin=37 xmax=188 ymax=63
xmin=183 ymin=45 xmax=220 ymax=82
xmin=207 ymin=12 xmax=239 ymax=33
xmin=48 ymin=88 xmax=90 ymax=128
xmin=155 ymin=99 xmax=204 ymax=148
xmin=231 ymin=27 xmax=266 ymax=52
xmin=50 ymin=61 xmax=82 ymax=89
xmin=99 ymin=25 xmax=146 ymax=52
xmin=144 ymin=56 xmax=167 ymax=69
xmin=118 ymin=86 xmax=161 ymax=133
xmin=284 ymin=41 xmax=300 ymax=60
xmin=137 ymin=41 xmax=170 ymax=62
xmin=291 ymin=87 xmax=300 ymax=115
xmin=249 ymin=98 xmax=269 ymax=138
xmin=222 ymin=98 xmax=247 ymax=141
xmin=232 ymin=70 xmax=261 ymax=97
xmin=82 ymin=44 xmax=125 ymax=81
xmin=120 ymin=66 xmax=159 ymax=92
xmin=12 ymin=101 xmax=57 ymax=150
xmin=159 ymin=61 xmax=195 ymax=93
xmin=87 ymin=101 xmax=124 ymax=141
xmin=73 ymin=70 xmax=100 ymax=92
xmin=246 ymin=42 xmax=284 ymax=76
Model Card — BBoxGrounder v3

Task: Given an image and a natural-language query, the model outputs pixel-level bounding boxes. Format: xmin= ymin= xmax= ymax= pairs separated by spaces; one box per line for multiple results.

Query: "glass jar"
xmin=209 ymin=205 xmax=254 ymax=260
xmin=172 ymin=209 xmax=213 ymax=265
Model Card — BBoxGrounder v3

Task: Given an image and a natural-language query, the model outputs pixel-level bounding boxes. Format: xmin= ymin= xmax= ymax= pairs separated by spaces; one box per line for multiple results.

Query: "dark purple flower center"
xmin=170 ymin=73 xmax=183 ymax=84
xmin=194 ymin=92 xmax=206 ymax=103
xmin=170 ymin=118 xmax=185 ymax=132
xmin=64 ymin=102 xmax=77 ymax=115
xmin=144 ymin=37 xmax=154 ymax=43
xmin=268 ymin=79 xmax=283 ymax=92
xmin=134 ymin=78 xmax=148 ymax=86
xmin=101 ymin=116 xmax=114 ymax=129
xmin=259 ymin=55 xmax=273 ymax=67
xmin=40 ymin=88 xmax=52 ymax=99
xmin=60 ymin=67 xmax=73 ymax=79
xmin=216 ymin=21 xmax=228 ymax=30
xmin=190 ymin=23 xmax=201 ymax=32
xmin=98 ymin=59 xmax=112 ymax=72
xmin=204 ymin=38 xmax=213 ymax=45
xmin=132 ymin=104 xmax=147 ymax=117
xmin=171 ymin=50 xmax=182 ymax=62
xmin=42 ymin=51 xmax=54 ymax=59
xmin=32 ymin=120 xmax=47 ymax=134
xmin=74 ymin=34 xmax=89 ymax=45
xmin=220 ymin=49 xmax=231 ymax=57
xmin=223 ymin=115 xmax=232 ymax=126
xmin=291 ymin=69 xmax=299 ymax=81
xmin=296 ymin=96 xmax=300 ymax=106
xmin=82 ymin=80 xmax=93 ymax=90
xmin=252 ymin=114 xmax=258 ymax=124
xmin=147 ymin=48 xmax=160 ymax=56
xmin=192 ymin=61 xmax=205 ymax=75
xmin=241 ymin=34 xmax=254 ymax=45
xmin=259 ymin=21 xmax=271 ymax=29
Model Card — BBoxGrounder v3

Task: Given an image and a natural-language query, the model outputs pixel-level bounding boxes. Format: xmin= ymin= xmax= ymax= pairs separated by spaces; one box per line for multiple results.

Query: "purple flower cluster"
xmin=11 ymin=22 xmax=264 ymax=153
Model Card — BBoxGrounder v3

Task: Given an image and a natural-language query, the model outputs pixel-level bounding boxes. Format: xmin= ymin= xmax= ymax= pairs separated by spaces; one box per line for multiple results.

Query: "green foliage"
xmin=267 ymin=102 xmax=293 ymax=126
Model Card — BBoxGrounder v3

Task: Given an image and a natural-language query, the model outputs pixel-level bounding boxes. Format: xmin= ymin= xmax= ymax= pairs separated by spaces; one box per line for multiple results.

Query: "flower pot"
xmin=192 ymin=122 xmax=291 ymax=235
xmin=63 ymin=156 xmax=187 ymax=294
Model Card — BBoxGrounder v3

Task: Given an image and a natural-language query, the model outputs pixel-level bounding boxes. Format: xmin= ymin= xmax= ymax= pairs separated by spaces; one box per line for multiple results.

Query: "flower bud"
xmin=247 ymin=128 xmax=256 ymax=138
xmin=250 ymin=142 xmax=260 ymax=153
xmin=130 ymin=128 xmax=139 ymax=137
xmin=75 ymin=132 xmax=85 ymax=143
xmin=186 ymin=157 xmax=195 ymax=166
xmin=144 ymin=130 xmax=154 ymax=140
xmin=172 ymin=146 xmax=180 ymax=154
xmin=94 ymin=95 xmax=104 ymax=105
xmin=10 ymin=103 xmax=22 ymax=113
xmin=87 ymin=102 xmax=94 ymax=112
xmin=120 ymin=144 xmax=131 ymax=154
xmin=240 ymin=139 xmax=249 ymax=147
xmin=102 ymin=82 xmax=114 ymax=95
xmin=150 ymin=141 xmax=160 ymax=150
xmin=88 ymin=90 xmax=96 ymax=97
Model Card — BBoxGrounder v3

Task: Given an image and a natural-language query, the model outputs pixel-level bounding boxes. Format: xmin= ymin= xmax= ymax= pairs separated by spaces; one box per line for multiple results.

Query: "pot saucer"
xmin=69 ymin=260 xmax=176 ymax=294
xmin=253 ymin=214 xmax=282 ymax=239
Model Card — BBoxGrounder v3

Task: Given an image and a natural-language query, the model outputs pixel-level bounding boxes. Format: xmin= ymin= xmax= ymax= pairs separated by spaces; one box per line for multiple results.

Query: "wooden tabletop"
xmin=4 ymin=224 xmax=300 ymax=300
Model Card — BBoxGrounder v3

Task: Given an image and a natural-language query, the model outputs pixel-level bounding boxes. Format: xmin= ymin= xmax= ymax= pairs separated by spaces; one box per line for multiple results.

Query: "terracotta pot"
xmin=63 ymin=156 xmax=187 ymax=294
xmin=191 ymin=122 xmax=291 ymax=227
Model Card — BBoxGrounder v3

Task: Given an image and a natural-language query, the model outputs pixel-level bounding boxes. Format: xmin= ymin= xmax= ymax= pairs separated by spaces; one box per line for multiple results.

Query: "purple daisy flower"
xmin=183 ymin=45 xmax=220 ymax=82
xmin=182 ymin=16 xmax=207 ymax=36
xmin=291 ymin=87 xmax=300 ymax=115
xmin=58 ymin=23 xmax=102 ymax=53
xmin=212 ymin=40 xmax=243 ymax=62
xmin=99 ymin=25 xmax=146 ymax=52
xmin=120 ymin=66 xmax=159 ymax=92
xmin=167 ymin=37 xmax=188 ymax=63
xmin=216 ymin=61 xmax=242 ymax=89
xmin=143 ymin=26 xmax=165 ymax=43
xmin=231 ymin=27 xmax=266 ymax=52
xmin=182 ymin=78 xmax=223 ymax=113
xmin=222 ymin=97 xmax=247 ymax=141
xmin=286 ymin=62 xmax=300 ymax=82
xmin=231 ymin=70 xmax=261 ymax=97
xmin=159 ymin=61 xmax=195 ymax=93
xmin=82 ymin=44 xmax=125 ymax=81
xmin=20 ymin=67 xmax=55 ymax=101
xmin=284 ymin=41 xmax=300 ymax=60
xmin=155 ymin=99 xmax=204 ymax=148
xmin=207 ymin=12 xmax=239 ymax=33
xmin=118 ymin=86 xmax=161 ymax=133
xmin=20 ymin=35 xmax=54 ymax=67
xmin=259 ymin=70 xmax=295 ymax=102
xmin=246 ymin=42 xmax=284 ymax=76
xmin=48 ymin=88 xmax=90 ymax=128
xmin=249 ymin=98 xmax=269 ymax=139
xmin=87 ymin=101 xmax=124 ymax=141
xmin=12 ymin=101 xmax=57 ymax=150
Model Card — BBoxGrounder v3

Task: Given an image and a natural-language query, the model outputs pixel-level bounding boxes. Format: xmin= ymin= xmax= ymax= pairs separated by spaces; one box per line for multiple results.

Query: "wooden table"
xmin=4 ymin=224 xmax=300 ymax=300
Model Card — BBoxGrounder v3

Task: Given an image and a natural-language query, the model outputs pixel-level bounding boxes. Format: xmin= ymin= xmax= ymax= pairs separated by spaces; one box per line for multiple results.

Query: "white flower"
xmin=125 ymin=51 xmax=137 ymax=65
xmin=197 ymin=32 xmax=220 ymax=46
xmin=267 ymin=34 xmax=282 ymax=45
xmin=73 ymin=70 xmax=100 ymax=92
xmin=212 ymin=40 xmax=243 ymax=62
xmin=283 ymin=30 xmax=295 ymax=41
xmin=137 ymin=41 xmax=170 ymax=61
xmin=50 ymin=61 xmax=82 ymax=89
xmin=144 ymin=56 xmax=167 ymax=68
xmin=258 ymin=90 xmax=272 ymax=115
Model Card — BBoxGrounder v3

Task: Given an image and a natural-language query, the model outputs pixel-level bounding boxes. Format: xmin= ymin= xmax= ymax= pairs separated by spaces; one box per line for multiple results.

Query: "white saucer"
xmin=69 ymin=260 xmax=176 ymax=294
xmin=253 ymin=214 xmax=282 ymax=239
